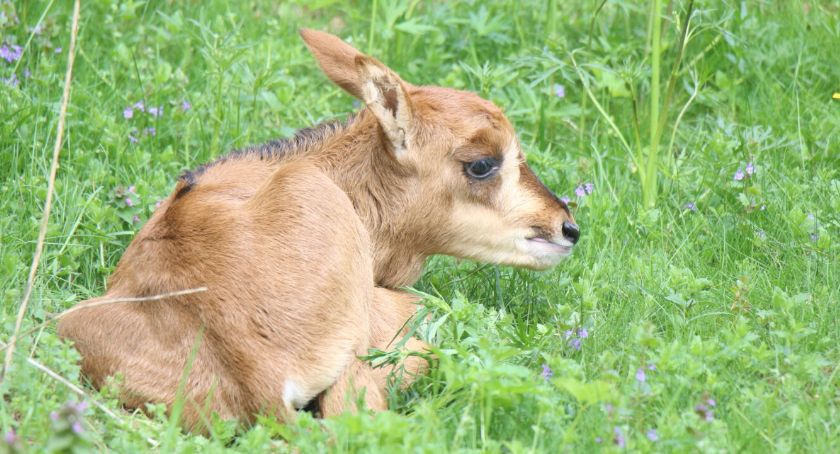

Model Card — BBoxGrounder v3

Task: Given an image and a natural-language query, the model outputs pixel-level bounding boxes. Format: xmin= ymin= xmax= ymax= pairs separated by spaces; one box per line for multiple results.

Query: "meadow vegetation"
xmin=1 ymin=0 xmax=838 ymax=452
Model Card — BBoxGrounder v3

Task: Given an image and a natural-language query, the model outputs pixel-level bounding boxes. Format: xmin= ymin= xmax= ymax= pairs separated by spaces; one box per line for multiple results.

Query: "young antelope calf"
xmin=57 ymin=29 xmax=579 ymax=431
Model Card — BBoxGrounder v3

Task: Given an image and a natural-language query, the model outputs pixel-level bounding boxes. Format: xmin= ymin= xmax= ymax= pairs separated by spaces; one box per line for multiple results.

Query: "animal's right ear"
xmin=300 ymin=29 xmax=414 ymax=157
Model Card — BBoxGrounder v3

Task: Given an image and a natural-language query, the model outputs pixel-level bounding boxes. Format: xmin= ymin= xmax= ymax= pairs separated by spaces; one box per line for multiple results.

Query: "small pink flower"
xmin=125 ymin=197 xmax=134 ymax=207
xmin=575 ymin=186 xmax=586 ymax=197
xmin=554 ymin=83 xmax=565 ymax=98
xmin=123 ymin=107 xmax=133 ymax=119
xmin=635 ymin=367 xmax=646 ymax=383
xmin=181 ymin=100 xmax=191 ymax=111
xmin=733 ymin=169 xmax=745 ymax=181
xmin=132 ymin=214 xmax=140 ymax=223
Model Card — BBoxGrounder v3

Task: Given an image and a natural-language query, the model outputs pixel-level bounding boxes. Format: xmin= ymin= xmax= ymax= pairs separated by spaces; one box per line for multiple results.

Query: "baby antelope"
xmin=57 ymin=29 xmax=578 ymax=431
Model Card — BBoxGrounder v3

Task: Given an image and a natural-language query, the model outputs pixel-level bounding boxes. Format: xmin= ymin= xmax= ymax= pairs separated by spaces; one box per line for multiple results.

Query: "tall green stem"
xmin=644 ymin=0 xmax=662 ymax=208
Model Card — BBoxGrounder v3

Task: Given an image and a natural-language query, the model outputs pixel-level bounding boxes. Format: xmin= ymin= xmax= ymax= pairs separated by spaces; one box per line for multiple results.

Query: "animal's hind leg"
xmin=57 ymin=297 xmax=243 ymax=432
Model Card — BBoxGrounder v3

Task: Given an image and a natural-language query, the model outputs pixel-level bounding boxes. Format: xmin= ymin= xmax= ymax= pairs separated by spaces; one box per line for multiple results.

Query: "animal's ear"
xmin=300 ymin=29 xmax=413 ymax=157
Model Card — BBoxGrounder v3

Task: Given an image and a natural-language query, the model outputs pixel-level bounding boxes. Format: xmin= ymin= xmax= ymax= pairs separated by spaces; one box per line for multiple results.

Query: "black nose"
xmin=562 ymin=221 xmax=580 ymax=244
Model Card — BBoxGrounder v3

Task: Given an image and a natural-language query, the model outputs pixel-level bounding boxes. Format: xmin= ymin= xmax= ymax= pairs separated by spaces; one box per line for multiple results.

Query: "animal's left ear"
xmin=354 ymin=55 xmax=414 ymax=157
xmin=300 ymin=29 xmax=413 ymax=157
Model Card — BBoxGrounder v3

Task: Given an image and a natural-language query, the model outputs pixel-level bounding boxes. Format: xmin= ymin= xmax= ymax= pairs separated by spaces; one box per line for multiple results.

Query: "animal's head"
xmin=301 ymin=29 xmax=578 ymax=270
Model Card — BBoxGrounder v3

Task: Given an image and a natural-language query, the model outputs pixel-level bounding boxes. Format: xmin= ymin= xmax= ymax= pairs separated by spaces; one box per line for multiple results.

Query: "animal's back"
xmin=58 ymin=156 xmax=374 ymax=429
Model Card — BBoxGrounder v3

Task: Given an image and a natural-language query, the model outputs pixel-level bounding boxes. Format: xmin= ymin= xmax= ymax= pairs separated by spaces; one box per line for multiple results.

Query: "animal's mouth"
xmin=516 ymin=231 xmax=574 ymax=268
xmin=523 ymin=236 xmax=573 ymax=256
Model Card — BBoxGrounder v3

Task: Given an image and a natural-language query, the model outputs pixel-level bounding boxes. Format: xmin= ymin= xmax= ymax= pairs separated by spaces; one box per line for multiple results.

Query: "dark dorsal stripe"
xmin=175 ymin=114 xmax=357 ymax=198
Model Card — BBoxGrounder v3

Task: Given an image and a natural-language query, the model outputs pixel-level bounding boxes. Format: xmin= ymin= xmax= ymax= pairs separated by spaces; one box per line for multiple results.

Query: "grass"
xmin=1 ymin=0 xmax=838 ymax=452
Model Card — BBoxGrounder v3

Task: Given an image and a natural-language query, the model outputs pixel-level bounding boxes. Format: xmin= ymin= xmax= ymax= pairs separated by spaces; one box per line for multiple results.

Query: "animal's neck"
xmin=308 ymin=111 xmax=429 ymax=288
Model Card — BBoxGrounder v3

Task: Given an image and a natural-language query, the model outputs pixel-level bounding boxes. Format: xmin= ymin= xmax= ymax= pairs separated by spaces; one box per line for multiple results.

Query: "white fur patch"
xmin=283 ymin=379 xmax=307 ymax=409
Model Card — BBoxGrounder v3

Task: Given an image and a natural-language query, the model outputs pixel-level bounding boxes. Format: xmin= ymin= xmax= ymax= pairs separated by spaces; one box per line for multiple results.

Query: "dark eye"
xmin=464 ymin=158 xmax=499 ymax=180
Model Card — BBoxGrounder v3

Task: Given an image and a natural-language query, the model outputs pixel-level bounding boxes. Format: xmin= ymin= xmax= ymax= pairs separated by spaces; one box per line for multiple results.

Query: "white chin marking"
xmin=514 ymin=238 xmax=573 ymax=268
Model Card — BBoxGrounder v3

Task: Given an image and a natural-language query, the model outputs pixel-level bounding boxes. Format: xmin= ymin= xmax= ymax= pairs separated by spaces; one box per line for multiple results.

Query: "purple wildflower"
xmin=745 ymin=162 xmax=755 ymax=176
xmin=182 ymin=100 xmax=191 ymax=111
xmin=144 ymin=127 xmax=156 ymax=136
xmin=584 ymin=182 xmax=594 ymax=194
xmin=55 ymin=47 xmax=62 ymax=53
xmin=595 ymin=437 xmax=603 ymax=444
xmin=23 ymin=68 xmax=30 ymax=78
xmin=569 ymin=337 xmax=582 ymax=351
xmin=647 ymin=363 xmax=656 ymax=371
xmin=125 ymin=197 xmax=134 ymax=207
xmin=129 ymin=133 xmax=139 ymax=144
xmin=635 ymin=367 xmax=646 ymax=383
xmin=613 ymin=427 xmax=626 ymax=448
xmin=684 ymin=202 xmax=697 ymax=212
xmin=733 ymin=169 xmax=745 ymax=181
xmin=50 ymin=411 xmax=59 ymax=422
xmin=706 ymin=398 xmax=716 ymax=408
xmin=575 ymin=185 xmax=586 ymax=197
xmin=71 ymin=421 xmax=84 ymax=434
xmin=695 ymin=403 xmax=714 ymax=422
xmin=564 ymin=328 xmax=587 ymax=350
xmin=123 ymin=107 xmax=133 ymax=119
xmin=3 ymin=73 xmax=18 ymax=88
xmin=554 ymin=83 xmax=565 ymax=98
xmin=541 ymin=363 xmax=553 ymax=380
xmin=0 ymin=43 xmax=22 ymax=63
xmin=560 ymin=196 xmax=570 ymax=205
xmin=128 ymin=185 xmax=136 ymax=194
xmin=155 ymin=200 xmax=163 ymax=209
xmin=133 ymin=101 xmax=145 ymax=112
xmin=4 ymin=429 xmax=17 ymax=445
xmin=646 ymin=429 xmax=659 ymax=442
xmin=147 ymin=105 xmax=163 ymax=117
